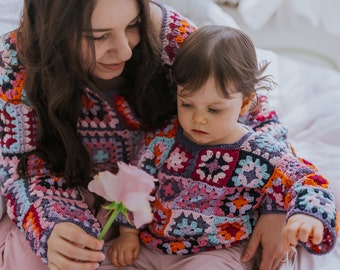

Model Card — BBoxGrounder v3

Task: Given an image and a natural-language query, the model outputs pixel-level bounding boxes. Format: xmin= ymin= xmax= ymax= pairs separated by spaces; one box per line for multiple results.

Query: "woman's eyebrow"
xmin=91 ymin=28 xmax=111 ymax=32
xmin=88 ymin=14 xmax=141 ymax=32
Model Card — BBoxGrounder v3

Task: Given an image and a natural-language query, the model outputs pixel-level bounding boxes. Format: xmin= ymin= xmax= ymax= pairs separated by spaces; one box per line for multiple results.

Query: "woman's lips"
xmin=99 ymin=62 xmax=124 ymax=71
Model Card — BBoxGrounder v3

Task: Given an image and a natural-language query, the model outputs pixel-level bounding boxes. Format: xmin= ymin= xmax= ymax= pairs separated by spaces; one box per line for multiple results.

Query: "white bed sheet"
xmin=270 ymin=54 xmax=340 ymax=269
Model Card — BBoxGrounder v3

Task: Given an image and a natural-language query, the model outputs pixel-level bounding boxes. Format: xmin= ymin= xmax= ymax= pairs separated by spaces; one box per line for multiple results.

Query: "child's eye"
xmin=208 ymin=108 xmax=220 ymax=114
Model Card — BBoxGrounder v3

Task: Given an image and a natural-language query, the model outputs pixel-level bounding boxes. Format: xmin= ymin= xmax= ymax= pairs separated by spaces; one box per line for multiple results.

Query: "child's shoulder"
xmin=243 ymin=131 xmax=290 ymax=158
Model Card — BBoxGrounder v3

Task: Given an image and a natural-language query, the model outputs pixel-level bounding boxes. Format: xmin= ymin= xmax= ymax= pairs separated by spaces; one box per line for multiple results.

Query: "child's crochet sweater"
xmin=133 ymin=119 xmax=338 ymax=256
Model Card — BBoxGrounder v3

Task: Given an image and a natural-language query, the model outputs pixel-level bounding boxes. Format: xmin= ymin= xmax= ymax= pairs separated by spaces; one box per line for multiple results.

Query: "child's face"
xmin=177 ymin=76 xmax=248 ymax=145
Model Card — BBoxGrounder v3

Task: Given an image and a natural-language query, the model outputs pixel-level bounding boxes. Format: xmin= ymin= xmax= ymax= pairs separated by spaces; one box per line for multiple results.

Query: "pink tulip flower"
xmin=88 ymin=162 xmax=156 ymax=239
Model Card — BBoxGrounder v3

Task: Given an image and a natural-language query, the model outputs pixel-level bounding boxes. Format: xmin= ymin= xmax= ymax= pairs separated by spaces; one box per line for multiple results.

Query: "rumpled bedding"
xmin=271 ymin=49 xmax=340 ymax=270
xmin=0 ymin=0 xmax=22 ymax=35
xmin=236 ymin=0 xmax=340 ymax=36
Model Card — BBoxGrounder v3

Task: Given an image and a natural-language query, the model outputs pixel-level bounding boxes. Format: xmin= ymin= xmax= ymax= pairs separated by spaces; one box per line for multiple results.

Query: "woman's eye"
xmin=181 ymin=102 xmax=192 ymax=108
xmin=127 ymin=17 xmax=141 ymax=29
xmin=92 ymin=34 xmax=109 ymax=41
xmin=84 ymin=33 xmax=109 ymax=41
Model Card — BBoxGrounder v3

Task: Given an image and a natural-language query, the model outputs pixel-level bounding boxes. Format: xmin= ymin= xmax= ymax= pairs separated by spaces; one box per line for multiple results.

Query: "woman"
xmin=0 ymin=0 xmax=292 ymax=269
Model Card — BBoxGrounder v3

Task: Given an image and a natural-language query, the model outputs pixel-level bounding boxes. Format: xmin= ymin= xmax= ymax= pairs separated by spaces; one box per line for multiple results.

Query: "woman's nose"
xmin=107 ymin=34 xmax=132 ymax=62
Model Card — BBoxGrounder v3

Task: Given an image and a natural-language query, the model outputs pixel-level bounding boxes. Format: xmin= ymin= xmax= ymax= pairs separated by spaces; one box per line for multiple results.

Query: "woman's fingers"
xmin=241 ymin=228 xmax=260 ymax=262
xmin=47 ymin=222 xmax=105 ymax=270
xmin=53 ymin=222 xmax=104 ymax=252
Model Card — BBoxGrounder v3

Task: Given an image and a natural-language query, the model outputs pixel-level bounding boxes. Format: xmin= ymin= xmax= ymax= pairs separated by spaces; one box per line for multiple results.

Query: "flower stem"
xmin=98 ymin=202 xmax=124 ymax=240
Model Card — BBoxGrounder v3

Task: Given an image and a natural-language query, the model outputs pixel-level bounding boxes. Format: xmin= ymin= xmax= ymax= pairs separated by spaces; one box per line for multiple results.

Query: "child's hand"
xmin=282 ymin=214 xmax=324 ymax=251
xmin=108 ymin=228 xmax=140 ymax=267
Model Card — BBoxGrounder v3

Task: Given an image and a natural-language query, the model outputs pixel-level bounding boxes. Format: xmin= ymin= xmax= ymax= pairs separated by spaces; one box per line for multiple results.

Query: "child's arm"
xmin=282 ymin=214 xmax=324 ymax=251
xmin=108 ymin=225 xmax=140 ymax=267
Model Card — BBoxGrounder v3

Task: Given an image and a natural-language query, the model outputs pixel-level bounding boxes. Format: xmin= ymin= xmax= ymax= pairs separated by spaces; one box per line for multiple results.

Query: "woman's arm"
xmin=150 ymin=0 xmax=196 ymax=66
xmin=0 ymin=31 xmax=102 ymax=265
xmin=241 ymin=213 xmax=287 ymax=270
xmin=239 ymin=95 xmax=289 ymax=143
xmin=0 ymin=142 xmax=103 ymax=264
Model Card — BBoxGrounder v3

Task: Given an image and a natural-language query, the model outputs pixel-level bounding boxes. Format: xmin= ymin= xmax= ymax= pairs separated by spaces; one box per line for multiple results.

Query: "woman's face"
xmin=83 ymin=0 xmax=141 ymax=81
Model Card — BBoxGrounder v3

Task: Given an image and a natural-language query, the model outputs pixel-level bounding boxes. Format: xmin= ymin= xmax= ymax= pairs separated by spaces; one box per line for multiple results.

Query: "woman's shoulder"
xmin=151 ymin=1 xmax=196 ymax=65
xmin=145 ymin=116 xmax=178 ymax=143
xmin=0 ymin=31 xmax=27 ymax=105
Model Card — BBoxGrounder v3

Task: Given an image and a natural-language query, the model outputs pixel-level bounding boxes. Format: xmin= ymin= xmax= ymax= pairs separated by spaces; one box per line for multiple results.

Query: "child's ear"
xmin=240 ymin=92 xmax=256 ymax=115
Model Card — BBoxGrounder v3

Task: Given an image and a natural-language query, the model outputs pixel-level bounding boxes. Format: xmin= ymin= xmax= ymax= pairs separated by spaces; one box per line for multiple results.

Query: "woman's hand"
xmin=47 ymin=222 xmax=105 ymax=270
xmin=241 ymin=214 xmax=292 ymax=270
xmin=282 ymin=214 xmax=324 ymax=250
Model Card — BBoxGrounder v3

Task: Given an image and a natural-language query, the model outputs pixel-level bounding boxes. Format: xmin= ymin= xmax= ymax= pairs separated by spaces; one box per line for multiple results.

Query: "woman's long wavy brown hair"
xmin=17 ymin=0 xmax=172 ymax=188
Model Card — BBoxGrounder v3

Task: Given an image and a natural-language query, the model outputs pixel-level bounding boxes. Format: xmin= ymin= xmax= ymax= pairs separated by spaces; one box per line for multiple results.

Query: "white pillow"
xmin=161 ymin=0 xmax=280 ymax=93
xmin=161 ymin=0 xmax=240 ymax=28
xmin=0 ymin=0 xmax=23 ymax=35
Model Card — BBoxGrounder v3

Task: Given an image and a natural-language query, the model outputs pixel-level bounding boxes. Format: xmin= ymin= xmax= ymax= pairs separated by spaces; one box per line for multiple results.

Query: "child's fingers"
xmin=110 ymin=248 xmax=120 ymax=267
xmin=123 ymin=245 xmax=140 ymax=265
xmin=285 ymin=215 xmax=325 ymax=248
xmin=296 ymin=223 xmax=313 ymax=243
xmin=311 ymin=222 xmax=324 ymax=245
xmin=124 ymin=250 xmax=135 ymax=265
xmin=297 ymin=220 xmax=324 ymax=245
xmin=311 ymin=231 xmax=323 ymax=245
xmin=117 ymin=250 xmax=129 ymax=267
xmin=133 ymin=246 xmax=140 ymax=260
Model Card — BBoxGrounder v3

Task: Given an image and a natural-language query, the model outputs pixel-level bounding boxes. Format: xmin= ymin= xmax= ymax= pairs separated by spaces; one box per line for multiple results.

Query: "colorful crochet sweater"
xmin=0 ymin=2 xmax=196 ymax=264
xmin=133 ymin=118 xmax=338 ymax=256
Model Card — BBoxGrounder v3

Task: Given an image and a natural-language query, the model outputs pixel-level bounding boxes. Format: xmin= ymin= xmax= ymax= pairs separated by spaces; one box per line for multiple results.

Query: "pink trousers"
xmin=101 ymin=241 xmax=255 ymax=270
xmin=0 ymin=213 xmax=254 ymax=270
xmin=0 ymin=214 xmax=118 ymax=270
xmin=0 ymin=214 xmax=48 ymax=270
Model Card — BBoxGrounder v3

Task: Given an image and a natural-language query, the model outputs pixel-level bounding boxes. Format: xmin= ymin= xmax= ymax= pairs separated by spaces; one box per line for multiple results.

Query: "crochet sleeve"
xmin=285 ymin=160 xmax=338 ymax=255
xmin=159 ymin=4 xmax=196 ymax=66
xmin=0 ymin=32 xmax=101 ymax=264
xmin=261 ymin=146 xmax=338 ymax=255
xmin=239 ymin=95 xmax=289 ymax=144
